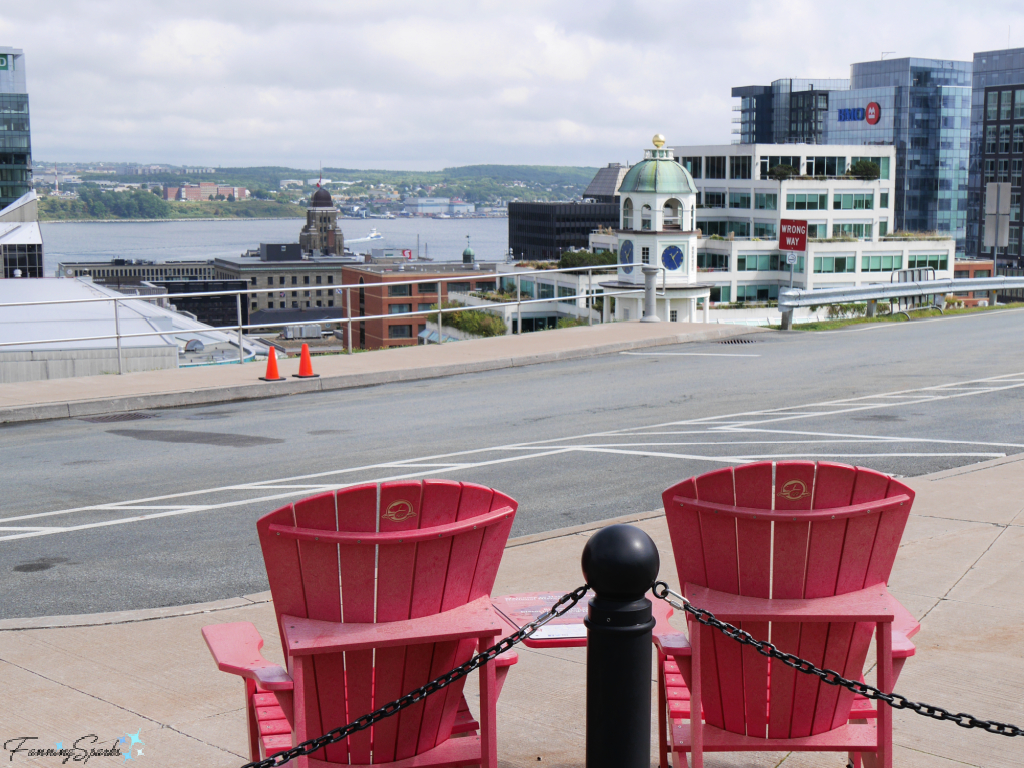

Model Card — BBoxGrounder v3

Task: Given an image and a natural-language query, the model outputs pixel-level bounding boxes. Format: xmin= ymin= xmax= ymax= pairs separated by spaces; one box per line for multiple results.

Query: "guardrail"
xmin=0 ymin=264 xmax=649 ymax=374
xmin=777 ymin=276 xmax=1024 ymax=329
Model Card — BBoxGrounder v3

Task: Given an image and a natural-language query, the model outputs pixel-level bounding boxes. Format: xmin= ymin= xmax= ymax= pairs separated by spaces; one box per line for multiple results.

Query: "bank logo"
xmin=383 ymin=500 xmax=416 ymax=522
xmin=777 ymin=480 xmax=811 ymax=501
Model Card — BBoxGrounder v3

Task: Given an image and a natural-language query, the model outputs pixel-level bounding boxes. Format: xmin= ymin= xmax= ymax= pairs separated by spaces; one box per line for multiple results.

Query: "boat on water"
xmin=346 ymin=228 xmax=384 ymax=244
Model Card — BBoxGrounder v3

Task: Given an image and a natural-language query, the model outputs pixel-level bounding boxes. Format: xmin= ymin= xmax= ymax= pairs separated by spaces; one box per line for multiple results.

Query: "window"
xmin=833 ymin=193 xmax=874 ymax=210
xmin=279 ymin=276 xmax=286 ymax=285
xmin=641 ymin=204 xmax=652 ymax=230
xmin=291 ymin=301 xmax=298 ymax=308
xmin=806 ymin=156 xmax=846 ymax=176
xmin=879 ymin=221 xmax=889 ymax=237
xmin=985 ymin=159 xmax=996 ymax=182
xmin=251 ymin=301 xmax=258 ymax=310
xmin=388 ymin=325 xmax=413 ymax=339
xmin=291 ymin=276 xmax=298 ymax=285
xmin=709 ymin=286 xmax=731 ymax=302
xmin=786 ymin=193 xmax=828 ymax=210
xmin=807 ymin=224 xmax=825 ymax=238
xmin=557 ymin=286 xmax=576 ymax=303
xmin=388 ymin=284 xmax=412 ymax=296
xmin=1013 ymin=159 xmax=1023 ymax=187
xmin=735 ymin=284 xmax=779 ymax=302
xmin=880 ymin=192 xmax=889 ymax=209
xmin=697 ymin=252 xmax=728 ymax=270
xmin=987 ymin=91 xmax=999 ymax=120
xmin=706 ymin=156 xmax=726 ymax=179
xmin=316 ymin=275 xmax=322 ymax=284
xmin=417 ymin=282 xmax=438 ymax=293
xmin=754 ymin=193 xmax=777 ymax=210
xmin=703 ymin=192 xmax=726 ymax=208
xmin=475 ymin=281 xmax=496 ymax=292
xmin=670 ymin=310 xmax=678 ymax=322
xmin=328 ymin=300 xmax=334 ymax=307
xmin=813 ymin=256 xmax=855 ymax=273
xmin=327 ymin=275 xmax=334 ymax=284
xmin=1013 ymin=192 xmax=1021 ymax=222
xmin=291 ymin=291 xmax=297 ymax=297
xmin=679 ymin=157 xmax=702 ymax=178
xmin=622 ymin=197 xmax=633 ymax=228
xmin=303 ymin=275 xmax=310 ymax=284
xmin=729 ymin=156 xmax=752 ymax=179
xmin=986 ymin=126 xmax=997 ymax=154
xmin=537 ymin=282 xmax=554 ymax=299
xmin=1002 ymin=91 xmax=1014 ymax=120
xmin=267 ymin=276 xmax=274 ymax=285
xmin=729 ymin=191 xmax=751 ymax=209
xmin=998 ymin=159 xmax=1010 ymax=182
xmin=449 ymin=282 xmax=471 ymax=293
xmin=758 ymin=155 xmax=800 ymax=177
xmin=832 ymin=223 xmax=872 ymax=239
xmin=389 ymin=303 xmax=411 ymax=314
xmin=851 ymin=156 xmax=890 ymax=180
xmin=754 ymin=222 xmax=777 ymax=238
xmin=727 ymin=221 xmax=750 ymax=237
xmin=1000 ymin=125 xmax=1012 ymax=153
xmin=1014 ymin=126 xmax=1024 ymax=154
xmin=700 ymin=220 xmax=728 ymax=236
xmin=304 ymin=291 xmax=310 ymax=297
xmin=861 ymin=255 xmax=903 ymax=272
xmin=416 ymin=303 xmax=432 ymax=311
xmin=907 ymin=255 xmax=948 ymax=270
xmin=641 ymin=246 xmax=650 ymax=264
xmin=737 ymin=254 xmax=782 ymax=271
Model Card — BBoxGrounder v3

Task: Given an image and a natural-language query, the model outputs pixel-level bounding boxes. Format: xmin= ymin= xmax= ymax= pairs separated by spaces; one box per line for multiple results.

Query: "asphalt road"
xmin=4 ymin=308 xmax=1024 ymax=619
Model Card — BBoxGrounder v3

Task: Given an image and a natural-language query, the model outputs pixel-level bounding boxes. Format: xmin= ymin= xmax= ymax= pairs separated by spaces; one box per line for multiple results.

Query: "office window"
xmin=985 ymin=159 xmax=996 ymax=182
xmin=389 ymin=303 xmax=412 ymax=314
xmin=706 ymin=156 xmax=727 ymax=179
xmin=670 ymin=310 xmax=678 ymax=322
xmin=316 ymin=275 xmax=322 ymax=284
xmin=1013 ymin=192 xmax=1021 ymax=222
xmin=641 ymin=246 xmax=650 ymax=264
xmin=267 ymin=276 xmax=274 ymax=285
xmin=831 ymin=223 xmax=872 ymax=239
xmin=328 ymin=299 xmax=334 ymax=307
xmin=418 ymin=303 xmax=432 ymax=311
xmin=754 ymin=193 xmax=777 ymax=210
xmin=851 ymin=156 xmax=890 ymax=180
xmin=1001 ymin=90 xmax=1013 ymax=120
xmin=807 ymin=224 xmax=824 ymax=238
xmin=998 ymin=159 xmax=1010 ymax=182
xmin=249 ymin=276 xmax=257 ymax=286
xmin=449 ymin=282 xmax=471 ymax=293
xmin=641 ymin=204 xmax=652 ymax=230
xmin=880 ymin=192 xmax=890 ymax=209
xmin=737 ymin=254 xmax=781 ymax=271
xmin=291 ymin=291 xmax=297 ymax=297
xmin=417 ymin=282 xmax=438 ymax=293
xmin=907 ymin=255 xmax=948 ymax=270
xmin=986 ymin=126 xmax=997 ymax=154
xmin=753 ymin=222 xmax=777 ymax=238
xmin=303 ymin=275 xmax=310 ymax=284
xmin=726 ymin=221 xmax=750 ymax=237
xmin=729 ymin=156 xmax=752 ymax=179
xmin=327 ymin=275 xmax=334 ymax=284
xmin=289 ymin=275 xmax=296 ymax=285
xmin=1016 ymin=91 xmax=1024 ymax=119
xmin=709 ymin=286 xmax=731 ymax=302
xmin=279 ymin=276 xmax=286 ymax=285
xmin=735 ymin=284 xmax=779 ymax=302
xmin=758 ymin=155 xmax=800 ymax=177
xmin=700 ymin=220 xmax=728 ymax=236
xmin=315 ymin=290 xmax=321 ymax=297
xmin=388 ymin=284 xmax=412 ymax=296
xmin=703 ymin=192 xmax=726 ymax=208
xmin=987 ymin=91 xmax=999 ymax=120
xmin=697 ymin=252 xmax=728 ymax=270
xmin=475 ymin=281 xmax=496 ymax=292
xmin=388 ymin=325 xmax=413 ymax=339
xmin=813 ymin=256 xmax=855 ymax=273
xmin=537 ymin=282 xmax=554 ymax=299
xmin=879 ymin=221 xmax=889 ymax=236
xmin=304 ymin=291 xmax=310 ymax=297
xmin=679 ymin=156 xmax=702 ymax=178
xmin=861 ymin=255 xmax=902 ymax=272
xmin=807 ymin=156 xmax=846 ymax=176
xmin=291 ymin=301 xmax=298 ymax=308
xmin=729 ymin=191 xmax=751 ymax=209
xmin=786 ymin=193 xmax=828 ymax=210
xmin=1000 ymin=125 xmax=1012 ymax=153
xmin=1013 ymin=160 xmax=1023 ymax=187
xmin=251 ymin=301 xmax=258 ymax=310
xmin=557 ymin=286 xmax=576 ymax=303
xmin=1014 ymin=126 xmax=1024 ymax=154
xmin=833 ymin=193 xmax=873 ymax=210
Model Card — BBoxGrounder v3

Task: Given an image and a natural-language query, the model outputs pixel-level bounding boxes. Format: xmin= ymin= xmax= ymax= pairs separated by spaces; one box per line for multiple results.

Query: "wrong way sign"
xmin=779 ymin=219 xmax=808 ymax=251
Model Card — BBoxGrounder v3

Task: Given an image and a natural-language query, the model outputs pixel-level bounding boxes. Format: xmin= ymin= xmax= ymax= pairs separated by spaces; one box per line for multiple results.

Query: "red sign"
xmin=866 ymin=102 xmax=881 ymax=125
xmin=779 ymin=219 xmax=808 ymax=251
xmin=402 ymin=249 xmax=412 ymax=259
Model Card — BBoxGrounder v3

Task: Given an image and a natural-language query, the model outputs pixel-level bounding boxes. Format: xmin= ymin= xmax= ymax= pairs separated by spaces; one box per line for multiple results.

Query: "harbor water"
xmin=40 ymin=216 xmax=510 ymax=276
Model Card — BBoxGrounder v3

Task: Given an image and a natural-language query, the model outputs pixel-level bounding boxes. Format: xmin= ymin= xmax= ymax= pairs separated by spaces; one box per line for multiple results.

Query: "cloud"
xmin=2 ymin=0 xmax=1024 ymax=169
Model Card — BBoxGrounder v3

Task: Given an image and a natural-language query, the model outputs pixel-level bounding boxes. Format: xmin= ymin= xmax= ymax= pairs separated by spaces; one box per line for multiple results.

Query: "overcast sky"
xmin=4 ymin=1 xmax=1024 ymax=171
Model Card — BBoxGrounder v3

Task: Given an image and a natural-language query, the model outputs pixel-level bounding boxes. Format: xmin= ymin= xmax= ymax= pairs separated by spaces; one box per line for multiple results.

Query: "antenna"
xmin=881 ymin=52 xmax=896 ymax=60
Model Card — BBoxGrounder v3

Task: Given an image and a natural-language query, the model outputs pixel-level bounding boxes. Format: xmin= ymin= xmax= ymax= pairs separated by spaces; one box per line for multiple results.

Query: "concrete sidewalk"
xmin=0 ymin=321 xmax=760 ymax=424
xmin=1 ymin=456 xmax=1022 ymax=767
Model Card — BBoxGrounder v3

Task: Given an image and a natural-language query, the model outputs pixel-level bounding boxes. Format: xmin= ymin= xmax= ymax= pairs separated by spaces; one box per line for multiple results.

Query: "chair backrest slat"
xmin=257 ymin=479 xmax=516 ymax=764
xmin=663 ymin=461 xmax=914 ymax=742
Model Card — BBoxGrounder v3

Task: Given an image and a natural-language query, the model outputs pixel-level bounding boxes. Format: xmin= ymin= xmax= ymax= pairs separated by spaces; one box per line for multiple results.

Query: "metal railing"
xmin=778 ymin=275 xmax=1024 ymax=312
xmin=0 ymin=264 xmax=653 ymax=374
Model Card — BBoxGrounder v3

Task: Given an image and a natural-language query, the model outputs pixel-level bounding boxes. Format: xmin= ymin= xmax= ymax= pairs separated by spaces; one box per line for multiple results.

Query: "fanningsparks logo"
xmin=3 ymin=730 xmax=145 ymax=763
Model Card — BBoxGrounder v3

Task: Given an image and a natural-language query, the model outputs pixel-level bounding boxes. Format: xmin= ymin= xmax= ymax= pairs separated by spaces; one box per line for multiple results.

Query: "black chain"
xmin=242 ymin=585 xmax=591 ymax=768
xmin=652 ymin=581 xmax=1024 ymax=738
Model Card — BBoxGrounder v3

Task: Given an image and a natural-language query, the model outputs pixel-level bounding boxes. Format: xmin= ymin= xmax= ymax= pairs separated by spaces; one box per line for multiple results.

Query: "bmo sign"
xmin=838 ymin=101 xmax=881 ymax=124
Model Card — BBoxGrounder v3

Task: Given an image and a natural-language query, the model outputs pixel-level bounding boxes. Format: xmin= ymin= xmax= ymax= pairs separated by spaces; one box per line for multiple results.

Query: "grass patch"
xmin=784 ymin=302 xmax=1024 ymax=331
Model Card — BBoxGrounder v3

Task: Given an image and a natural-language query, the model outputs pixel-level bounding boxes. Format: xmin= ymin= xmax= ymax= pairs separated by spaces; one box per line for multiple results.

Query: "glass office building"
xmin=967 ymin=48 xmax=1024 ymax=264
xmin=0 ymin=47 xmax=31 ymax=210
xmin=733 ymin=79 xmax=849 ymax=145
xmin=825 ymin=59 xmax=972 ymax=252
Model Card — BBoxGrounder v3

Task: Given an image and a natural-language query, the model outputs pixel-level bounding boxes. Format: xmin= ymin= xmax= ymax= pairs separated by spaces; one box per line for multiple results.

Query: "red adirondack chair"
xmin=654 ymin=461 xmax=920 ymax=768
xmin=203 ymin=480 xmax=520 ymax=768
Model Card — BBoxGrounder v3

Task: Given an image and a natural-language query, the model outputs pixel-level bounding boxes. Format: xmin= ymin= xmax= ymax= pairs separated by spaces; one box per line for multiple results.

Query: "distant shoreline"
xmin=39 ymin=216 xmax=307 ymax=224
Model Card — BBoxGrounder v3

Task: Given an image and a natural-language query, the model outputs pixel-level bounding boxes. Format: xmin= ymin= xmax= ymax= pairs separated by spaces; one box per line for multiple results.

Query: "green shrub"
xmin=557 ymin=250 xmax=616 ymax=269
xmin=432 ymin=302 xmax=507 ymax=337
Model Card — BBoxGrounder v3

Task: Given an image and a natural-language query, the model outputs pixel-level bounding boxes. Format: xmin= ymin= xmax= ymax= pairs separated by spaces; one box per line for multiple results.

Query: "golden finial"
xmin=652 ymin=134 xmax=666 ymax=148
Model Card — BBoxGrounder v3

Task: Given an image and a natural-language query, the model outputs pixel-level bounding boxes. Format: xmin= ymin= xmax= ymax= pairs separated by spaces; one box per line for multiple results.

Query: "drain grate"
xmin=719 ymin=338 xmax=759 ymax=345
xmin=78 ymin=412 xmax=158 ymax=423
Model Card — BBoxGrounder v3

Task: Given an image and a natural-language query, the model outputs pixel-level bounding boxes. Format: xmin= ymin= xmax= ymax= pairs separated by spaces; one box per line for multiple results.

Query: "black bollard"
xmin=582 ymin=524 xmax=660 ymax=768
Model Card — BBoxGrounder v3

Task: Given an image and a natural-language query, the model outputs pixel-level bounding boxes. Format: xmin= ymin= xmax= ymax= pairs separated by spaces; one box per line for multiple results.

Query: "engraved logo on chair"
xmin=383 ymin=500 xmax=417 ymax=522
xmin=777 ymin=479 xmax=810 ymax=501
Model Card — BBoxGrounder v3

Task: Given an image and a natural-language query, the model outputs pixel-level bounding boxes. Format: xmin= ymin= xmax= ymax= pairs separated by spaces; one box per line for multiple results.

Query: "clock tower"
xmin=602 ymin=135 xmax=710 ymax=322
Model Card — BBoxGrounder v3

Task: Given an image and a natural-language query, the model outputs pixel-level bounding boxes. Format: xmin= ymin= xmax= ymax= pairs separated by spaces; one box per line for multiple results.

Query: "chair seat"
xmin=252 ymin=691 xmax=480 ymax=758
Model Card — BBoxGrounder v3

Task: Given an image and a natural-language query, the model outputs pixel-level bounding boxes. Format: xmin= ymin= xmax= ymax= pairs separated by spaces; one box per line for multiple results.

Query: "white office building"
xmin=603 ymin=139 xmax=954 ymax=318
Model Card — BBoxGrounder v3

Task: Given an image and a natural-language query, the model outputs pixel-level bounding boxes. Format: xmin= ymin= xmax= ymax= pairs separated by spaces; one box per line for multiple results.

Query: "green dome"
xmin=618 ymin=158 xmax=697 ymax=195
xmin=462 ymin=246 xmax=475 ymax=257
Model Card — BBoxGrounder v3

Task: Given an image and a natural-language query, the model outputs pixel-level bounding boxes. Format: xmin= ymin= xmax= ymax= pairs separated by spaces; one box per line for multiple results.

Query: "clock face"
xmin=662 ymin=245 xmax=684 ymax=271
xmin=619 ymin=240 xmax=634 ymax=274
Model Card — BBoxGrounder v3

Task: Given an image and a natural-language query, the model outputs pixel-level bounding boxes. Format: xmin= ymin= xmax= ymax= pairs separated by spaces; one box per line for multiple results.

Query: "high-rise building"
xmin=0 ymin=47 xmax=31 ymax=210
xmin=734 ymin=58 xmax=971 ymax=254
xmin=967 ymin=48 xmax=1024 ymax=265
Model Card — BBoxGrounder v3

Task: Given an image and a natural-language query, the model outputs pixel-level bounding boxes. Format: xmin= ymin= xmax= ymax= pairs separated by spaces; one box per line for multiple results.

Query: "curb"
xmin=0 ymin=325 xmax=764 ymax=425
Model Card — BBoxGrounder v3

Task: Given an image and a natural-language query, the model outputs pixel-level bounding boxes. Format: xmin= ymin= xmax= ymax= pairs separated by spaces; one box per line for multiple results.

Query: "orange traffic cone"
xmin=293 ymin=343 xmax=319 ymax=379
xmin=259 ymin=347 xmax=286 ymax=381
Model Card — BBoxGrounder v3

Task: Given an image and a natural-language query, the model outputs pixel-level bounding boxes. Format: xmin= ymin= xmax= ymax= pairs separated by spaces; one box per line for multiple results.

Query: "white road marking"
xmin=620 ymin=351 xmax=760 ymax=358
xmin=5 ymin=370 xmax=1024 ymax=543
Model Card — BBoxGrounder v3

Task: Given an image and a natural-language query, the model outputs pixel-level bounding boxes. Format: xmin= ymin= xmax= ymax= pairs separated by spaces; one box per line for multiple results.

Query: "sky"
xmin=4 ymin=0 xmax=1024 ymax=171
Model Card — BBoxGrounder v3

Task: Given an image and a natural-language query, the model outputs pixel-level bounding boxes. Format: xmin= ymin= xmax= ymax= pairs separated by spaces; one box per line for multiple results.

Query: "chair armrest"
xmin=201 ymin=622 xmax=293 ymax=691
xmin=651 ymin=594 xmax=691 ymax=656
xmin=494 ymin=649 xmax=518 ymax=668
xmin=684 ymin=583 xmax=895 ymax=623
xmin=282 ymin=596 xmax=507 ymax=656
xmin=886 ymin=592 xmax=920 ymax=659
